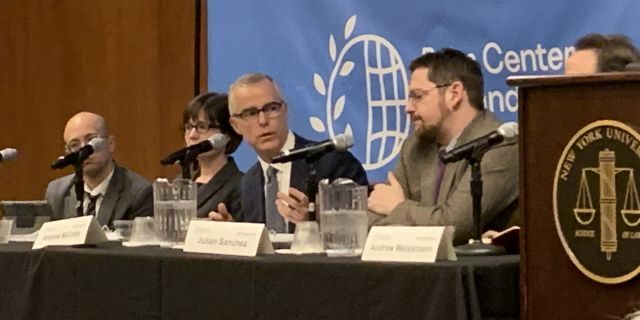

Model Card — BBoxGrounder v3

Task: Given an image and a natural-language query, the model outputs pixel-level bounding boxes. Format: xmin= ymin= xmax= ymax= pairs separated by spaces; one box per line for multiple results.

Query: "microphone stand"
xmin=73 ymin=161 xmax=85 ymax=217
xmin=304 ymin=149 xmax=327 ymax=221
xmin=454 ymin=150 xmax=506 ymax=256
xmin=180 ymin=159 xmax=192 ymax=180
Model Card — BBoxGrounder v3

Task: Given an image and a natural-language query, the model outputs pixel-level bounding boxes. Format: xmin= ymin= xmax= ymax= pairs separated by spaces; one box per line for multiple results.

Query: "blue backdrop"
xmin=208 ymin=0 xmax=640 ymax=182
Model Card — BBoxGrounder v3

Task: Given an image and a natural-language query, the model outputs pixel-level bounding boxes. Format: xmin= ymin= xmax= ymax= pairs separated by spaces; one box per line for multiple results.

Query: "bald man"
xmin=45 ymin=112 xmax=152 ymax=227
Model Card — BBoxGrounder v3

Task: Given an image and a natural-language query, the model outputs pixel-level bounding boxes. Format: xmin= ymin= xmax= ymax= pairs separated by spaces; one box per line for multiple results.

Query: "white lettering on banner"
xmin=482 ymin=42 xmax=574 ymax=74
xmin=421 ymin=41 xmax=574 ymax=115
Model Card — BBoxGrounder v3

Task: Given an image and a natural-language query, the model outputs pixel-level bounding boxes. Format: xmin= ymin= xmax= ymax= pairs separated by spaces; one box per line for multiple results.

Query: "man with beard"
xmin=45 ymin=112 xmax=152 ymax=227
xmin=367 ymin=48 xmax=518 ymax=245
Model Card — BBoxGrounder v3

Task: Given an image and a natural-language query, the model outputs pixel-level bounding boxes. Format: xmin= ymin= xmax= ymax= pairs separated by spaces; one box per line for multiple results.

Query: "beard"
xmin=415 ymin=98 xmax=449 ymax=145
xmin=416 ymin=123 xmax=439 ymax=145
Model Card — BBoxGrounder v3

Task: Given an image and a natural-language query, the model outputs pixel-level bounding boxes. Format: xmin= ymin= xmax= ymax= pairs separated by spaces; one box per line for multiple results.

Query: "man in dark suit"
xmin=367 ymin=49 xmax=518 ymax=245
xmin=45 ymin=112 xmax=152 ymax=227
xmin=209 ymin=73 xmax=367 ymax=233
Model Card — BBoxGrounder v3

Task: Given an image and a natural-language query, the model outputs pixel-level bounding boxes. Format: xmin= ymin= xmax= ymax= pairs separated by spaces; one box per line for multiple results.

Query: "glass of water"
xmin=318 ymin=178 xmax=369 ymax=257
xmin=152 ymin=178 xmax=197 ymax=247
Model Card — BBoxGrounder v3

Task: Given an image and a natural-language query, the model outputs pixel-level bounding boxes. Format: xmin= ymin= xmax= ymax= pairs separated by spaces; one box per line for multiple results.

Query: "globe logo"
xmin=309 ymin=15 xmax=410 ymax=170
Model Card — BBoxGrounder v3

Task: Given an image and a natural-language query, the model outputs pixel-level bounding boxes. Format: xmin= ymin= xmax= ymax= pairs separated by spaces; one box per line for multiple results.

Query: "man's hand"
xmin=208 ymin=203 xmax=234 ymax=221
xmin=367 ymin=171 xmax=405 ymax=215
xmin=275 ymin=187 xmax=309 ymax=223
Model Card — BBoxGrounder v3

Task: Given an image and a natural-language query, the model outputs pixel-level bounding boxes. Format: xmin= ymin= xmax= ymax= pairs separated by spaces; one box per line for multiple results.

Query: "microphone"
xmin=271 ymin=133 xmax=354 ymax=164
xmin=440 ymin=122 xmax=518 ymax=164
xmin=0 ymin=148 xmax=17 ymax=162
xmin=51 ymin=137 xmax=107 ymax=169
xmin=160 ymin=133 xmax=230 ymax=166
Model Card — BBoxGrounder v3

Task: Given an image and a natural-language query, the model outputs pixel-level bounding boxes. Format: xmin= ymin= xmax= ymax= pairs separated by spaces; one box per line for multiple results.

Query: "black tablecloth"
xmin=0 ymin=242 xmax=519 ymax=320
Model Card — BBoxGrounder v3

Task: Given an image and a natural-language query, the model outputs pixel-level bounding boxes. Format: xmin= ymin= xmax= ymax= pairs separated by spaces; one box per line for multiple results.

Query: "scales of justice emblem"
xmin=554 ymin=120 xmax=640 ymax=284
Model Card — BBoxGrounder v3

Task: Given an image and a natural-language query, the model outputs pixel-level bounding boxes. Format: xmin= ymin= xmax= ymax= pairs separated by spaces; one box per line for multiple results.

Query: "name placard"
xmin=0 ymin=220 xmax=13 ymax=244
xmin=33 ymin=216 xmax=107 ymax=250
xmin=361 ymin=226 xmax=456 ymax=263
xmin=183 ymin=221 xmax=274 ymax=256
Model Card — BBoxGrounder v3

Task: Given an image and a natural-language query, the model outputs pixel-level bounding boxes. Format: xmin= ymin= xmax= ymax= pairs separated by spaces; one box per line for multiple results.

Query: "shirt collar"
xmin=259 ymin=131 xmax=295 ymax=172
xmin=444 ymin=132 xmax=461 ymax=152
xmin=84 ymin=167 xmax=115 ymax=197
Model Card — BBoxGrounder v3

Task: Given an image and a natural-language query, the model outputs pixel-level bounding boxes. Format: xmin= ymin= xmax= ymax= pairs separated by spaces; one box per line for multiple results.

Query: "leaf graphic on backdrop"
xmin=333 ymin=95 xmax=346 ymax=120
xmin=313 ymin=73 xmax=326 ymax=96
xmin=339 ymin=61 xmax=354 ymax=76
xmin=344 ymin=15 xmax=357 ymax=39
xmin=344 ymin=124 xmax=354 ymax=144
xmin=329 ymin=34 xmax=337 ymax=62
xmin=309 ymin=116 xmax=326 ymax=133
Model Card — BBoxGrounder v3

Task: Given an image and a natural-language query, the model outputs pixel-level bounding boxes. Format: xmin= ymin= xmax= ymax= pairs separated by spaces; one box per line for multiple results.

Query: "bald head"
xmin=63 ymin=112 xmax=110 ymax=143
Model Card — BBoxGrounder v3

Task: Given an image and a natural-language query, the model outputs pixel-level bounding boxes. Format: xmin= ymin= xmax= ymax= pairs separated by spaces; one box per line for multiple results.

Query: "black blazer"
xmin=236 ymin=133 xmax=368 ymax=226
xmin=195 ymin=157 xmax=243 ymax=218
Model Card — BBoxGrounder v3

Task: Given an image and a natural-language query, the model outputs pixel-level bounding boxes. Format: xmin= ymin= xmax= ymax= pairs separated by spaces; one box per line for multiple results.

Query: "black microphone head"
xmin=0 ymin=148 xmax=17 ymax=161
xmin=332 ymin=133 xmax=354 ymax=151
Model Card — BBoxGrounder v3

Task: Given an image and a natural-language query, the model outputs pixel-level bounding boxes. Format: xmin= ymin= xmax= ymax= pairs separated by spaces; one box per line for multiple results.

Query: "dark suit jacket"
xmin=195 ymin=157 xmax=243 ymax=218
xmin=45 ymin=163 xmax=153 ymax=227
xmin=237 ymin=133 xmax=368 ymax=226
xmin=369 ymin=111 xmax=519 ymax=245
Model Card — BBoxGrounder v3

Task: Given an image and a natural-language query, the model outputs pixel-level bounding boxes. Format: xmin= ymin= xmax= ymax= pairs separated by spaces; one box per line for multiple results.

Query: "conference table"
xmin=0 ymin=242 xmax=519 ymax=320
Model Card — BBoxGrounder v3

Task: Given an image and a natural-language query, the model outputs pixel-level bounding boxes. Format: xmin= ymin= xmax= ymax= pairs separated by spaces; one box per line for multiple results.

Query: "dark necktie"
xmin=265 ymin=166 xmax=286 ymax=233
xmin=433 ymin=148 xmax=447 ymax=204
xmin=85 ymin=193 xmax=100 ymax=217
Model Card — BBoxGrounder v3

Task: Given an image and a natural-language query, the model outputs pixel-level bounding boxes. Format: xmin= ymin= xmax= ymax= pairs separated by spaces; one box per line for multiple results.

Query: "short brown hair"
xmin=409 ymin=48 xmax=484 ymax=110
xmin=574 ymin=33 xmax=640 ymax=72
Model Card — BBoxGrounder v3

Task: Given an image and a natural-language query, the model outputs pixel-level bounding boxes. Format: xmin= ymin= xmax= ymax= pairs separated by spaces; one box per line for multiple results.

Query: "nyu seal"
xmin=554 ymin=120 xmax=640 ymax=284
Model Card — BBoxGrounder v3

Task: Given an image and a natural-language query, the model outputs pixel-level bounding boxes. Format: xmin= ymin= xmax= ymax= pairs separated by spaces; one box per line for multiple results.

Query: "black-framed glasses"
xmin=408 ymin=83 xmax=452 ymax=103
xmin=231 ymin=101 xmax=285 ymax=122
xmin=65 ymin=134 xmax=106 ymax=153
xmin=183 ymin=121 xmax=218 ymax=134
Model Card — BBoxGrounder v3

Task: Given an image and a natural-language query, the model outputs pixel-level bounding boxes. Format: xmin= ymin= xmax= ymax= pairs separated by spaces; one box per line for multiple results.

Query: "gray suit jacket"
xmin=370 ymin=111 xmax=519 ymax=245
xmin=45 ymin=164 xmax=153 ymax=227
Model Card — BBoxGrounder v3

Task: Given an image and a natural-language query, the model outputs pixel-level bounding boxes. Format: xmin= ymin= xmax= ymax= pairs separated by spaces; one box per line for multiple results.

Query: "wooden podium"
xmin=508 ymin=73 xmax=640 ymax=320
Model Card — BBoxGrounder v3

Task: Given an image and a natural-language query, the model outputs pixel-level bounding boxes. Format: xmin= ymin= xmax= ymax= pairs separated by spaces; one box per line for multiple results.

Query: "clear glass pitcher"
xmin=318 ymin=178 xmax=369 ymax=256
xmin=153 ymin=178 xmax=197 ymax=247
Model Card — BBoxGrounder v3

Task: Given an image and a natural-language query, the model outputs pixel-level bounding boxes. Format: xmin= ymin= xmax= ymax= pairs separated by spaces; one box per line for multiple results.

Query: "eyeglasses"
xmin=65 ymin=134 xmax=106 ymax=153
xmin=231 ymin=101 xmax=285 ymax=122
xmin=408 ymin=83 xmax=452 ymax=103
xmin=183 ymin=122 xmax=218 ymax=134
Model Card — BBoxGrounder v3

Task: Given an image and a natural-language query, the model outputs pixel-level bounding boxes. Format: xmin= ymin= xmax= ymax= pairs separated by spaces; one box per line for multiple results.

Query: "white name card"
xmin=33 ymin=216 xmax=108 ymax=250
xmin=183 ymin=221 xmax=274 ymax=256
xmin=0 ymin=220 xmax=13 ymax=244
xmin=361 ymin=226 xmax=456 ymax=263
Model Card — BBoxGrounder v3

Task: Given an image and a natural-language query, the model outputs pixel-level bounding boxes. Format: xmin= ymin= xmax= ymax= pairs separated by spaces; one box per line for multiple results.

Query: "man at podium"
xmin=564 ymin=33 xmax=640 ymax=74
xmin=367 ymin=48 xmax=519 ymax=245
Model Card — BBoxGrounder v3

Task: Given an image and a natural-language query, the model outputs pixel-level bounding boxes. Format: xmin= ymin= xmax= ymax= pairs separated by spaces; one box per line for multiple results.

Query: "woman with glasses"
xmin=182 ymin=92 xmax=243 ymax=218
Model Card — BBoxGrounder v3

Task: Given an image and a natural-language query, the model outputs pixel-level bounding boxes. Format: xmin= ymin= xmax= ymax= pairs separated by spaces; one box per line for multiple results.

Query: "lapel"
xmin=63 ymin=180 xmax=80 ymax=219
xmin=437 ymin=112 xmax=490 ymax=203
xmin=197 ymin=159 xmax=238 ymax=208
xmin=244 ymin=164 xmax=265 ymax=222
xmin=290 ymin=134 xmax=311 ymax=192
xmin=97 ymin=165 xmax=124 ymax=226
xmin=420 ymin=145 xmax=442 ymax=206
